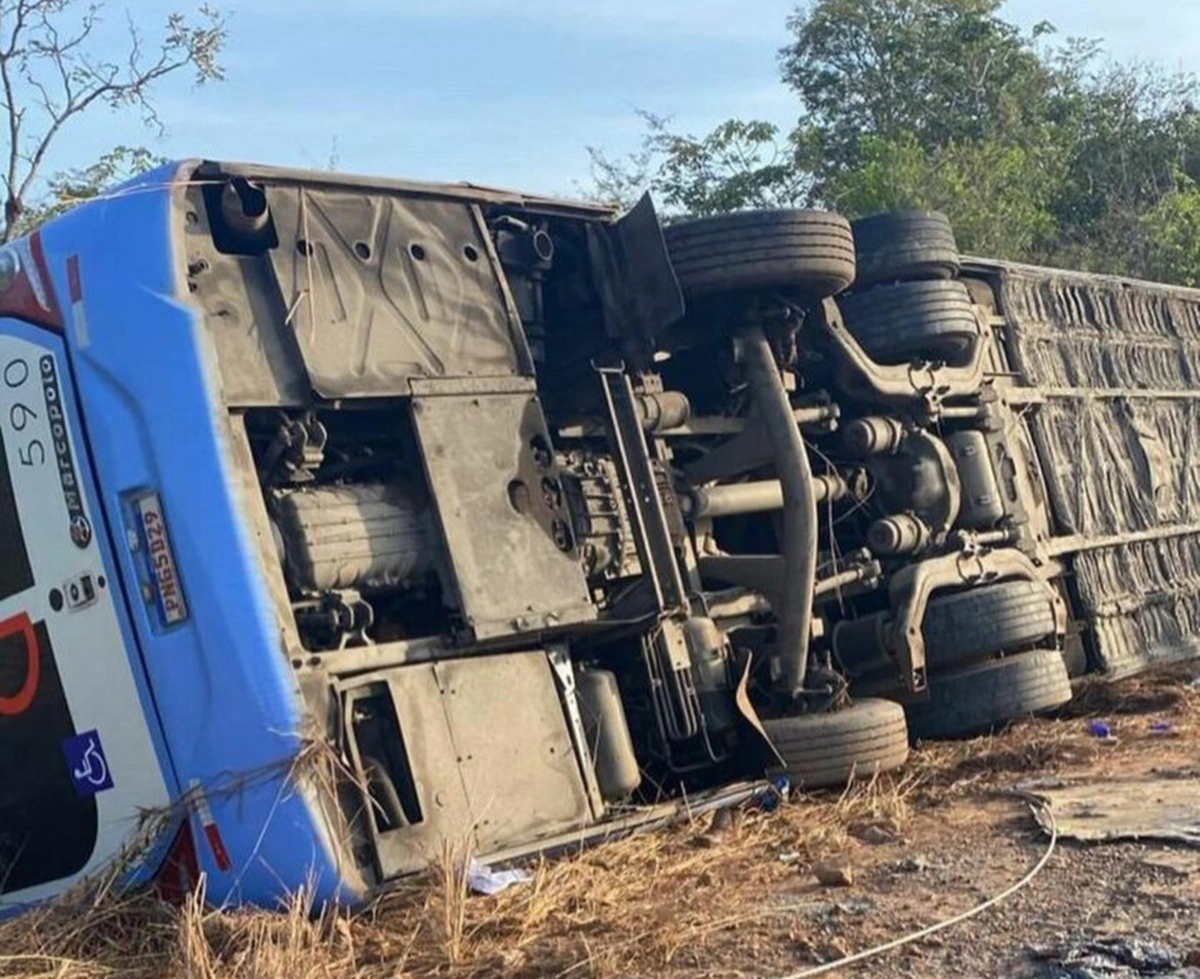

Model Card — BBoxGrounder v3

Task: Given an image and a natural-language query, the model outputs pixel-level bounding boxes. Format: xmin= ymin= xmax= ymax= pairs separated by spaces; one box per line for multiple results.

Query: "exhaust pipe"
xmin=220 ymin=178 xmax=270 ymax=237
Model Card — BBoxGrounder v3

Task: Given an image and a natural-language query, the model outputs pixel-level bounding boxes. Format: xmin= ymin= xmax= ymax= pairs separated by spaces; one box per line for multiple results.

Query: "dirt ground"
xmin=4 ymin=664 xmax=1199 ymax=979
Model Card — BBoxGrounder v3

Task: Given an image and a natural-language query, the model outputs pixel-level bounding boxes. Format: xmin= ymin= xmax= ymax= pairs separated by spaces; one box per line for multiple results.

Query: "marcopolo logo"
xmin=39 ymin=355 xmax=90 ymax=549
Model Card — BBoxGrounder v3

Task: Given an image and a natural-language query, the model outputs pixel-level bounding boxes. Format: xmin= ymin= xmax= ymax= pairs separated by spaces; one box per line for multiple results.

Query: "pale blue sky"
xmin=32 ymin=0 xmax=1200 ymax=198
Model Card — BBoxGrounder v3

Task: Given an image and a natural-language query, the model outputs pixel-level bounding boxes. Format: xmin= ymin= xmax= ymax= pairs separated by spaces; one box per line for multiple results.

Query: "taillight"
xmin=152 ymin=819 xmax=201 ymax=904
xmin=0 ymin=232 xmax=63 ymax=331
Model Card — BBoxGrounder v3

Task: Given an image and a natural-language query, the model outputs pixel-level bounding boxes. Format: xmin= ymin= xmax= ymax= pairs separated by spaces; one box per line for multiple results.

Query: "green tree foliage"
xmin=587 ymin=113 xmax=808 ymax=215
xmin=588 ymin=0 xmax=1200 ymax=282
xmin=1141 ymin=173 xmax=1200 ymax=287
xmin=822 ymin=133 xmax=1061 ymax=259
xmin=1048 ymin=61 xmax=1200 ymax=275
xmin=20 ymin=146 xmax=165 ymax=231
xmin=782 ymin=0 xmax=1060 ymax=176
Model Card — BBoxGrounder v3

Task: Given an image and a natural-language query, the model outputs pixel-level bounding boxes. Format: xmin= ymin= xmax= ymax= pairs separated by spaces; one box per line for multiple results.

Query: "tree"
xmin=585 ymin=0 xmax=1200 ymax=282
xmin=1141 ymin=171 xmax=1200 ymax=287
xmin=0 ymin=0 xmax=227 ymax=241
xmin=781 ymin=0 xmax=1061 ymax=185
xmin=587 ymin=113 xmax=808 ymax=217
xmin=1047 ymin=60 xmax=1200 ymax=275
xmin=821 ymin=132 xmax=1061 ymax=259
xmin=22 ymin=144 xmax=162 ymax=228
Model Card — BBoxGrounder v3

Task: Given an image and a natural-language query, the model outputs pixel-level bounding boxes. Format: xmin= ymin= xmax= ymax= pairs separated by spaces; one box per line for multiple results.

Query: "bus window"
xmin=0 ymin=618 xmax=98 ymax=893
xmin=0 ymin=428 xmax=32 ymax=602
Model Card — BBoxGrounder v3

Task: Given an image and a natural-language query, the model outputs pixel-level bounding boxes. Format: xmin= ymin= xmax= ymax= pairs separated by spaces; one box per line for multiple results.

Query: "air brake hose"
xmin=361 ymin=755 xmax=410 ymax=830
xmin=740 ymin=326 xmax=818 ymax=699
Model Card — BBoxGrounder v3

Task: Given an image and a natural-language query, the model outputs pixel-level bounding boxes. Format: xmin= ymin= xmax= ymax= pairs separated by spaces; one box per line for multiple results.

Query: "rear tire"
xmin=851 ymin=210 xmax=960 ymax=288
xmin=906 ymin=649 xmax=1072 ymax=740
xmin=763 ymin=698 xmax=909 ymax=789
xmin=838 ymin=278 xmax=979 ymax=367
xmin=923 ymin=580 xmax=1060 ymax=671
xmin=663 ymin=209 xmax=856 ymax=301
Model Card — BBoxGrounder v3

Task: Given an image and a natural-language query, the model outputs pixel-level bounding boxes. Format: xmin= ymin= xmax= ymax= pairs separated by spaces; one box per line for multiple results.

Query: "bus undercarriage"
xmin=5 ymin=160 xmax=1199 ymax=907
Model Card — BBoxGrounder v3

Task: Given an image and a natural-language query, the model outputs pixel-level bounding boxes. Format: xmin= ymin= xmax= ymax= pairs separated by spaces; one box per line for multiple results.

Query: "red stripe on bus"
xmin=204 ymin=822 xmax=232 ymax=872
xmin=0 ymin=612 xmax=39 ymax=716
xmin=67 ymin=254 xmax=82 ymax=304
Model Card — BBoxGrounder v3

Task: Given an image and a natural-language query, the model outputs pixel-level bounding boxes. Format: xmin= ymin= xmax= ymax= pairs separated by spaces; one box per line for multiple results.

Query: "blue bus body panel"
xmin=35 ymin=163 xmax=353 ymax=907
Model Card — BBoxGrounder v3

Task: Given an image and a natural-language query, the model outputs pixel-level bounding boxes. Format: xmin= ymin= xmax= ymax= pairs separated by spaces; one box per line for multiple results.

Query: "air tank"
xmin=575 ymin=668 xmax=642 ymax=802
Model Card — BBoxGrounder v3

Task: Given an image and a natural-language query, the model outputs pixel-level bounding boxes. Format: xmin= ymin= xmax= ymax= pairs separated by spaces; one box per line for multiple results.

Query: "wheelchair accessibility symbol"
xmin=62 ymin=729 xmax=114 ymax=796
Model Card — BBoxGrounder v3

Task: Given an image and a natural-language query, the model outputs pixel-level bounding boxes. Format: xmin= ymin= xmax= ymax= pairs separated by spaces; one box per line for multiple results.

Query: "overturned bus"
xmin=1 ymin=160 xmax=1197 ymax=912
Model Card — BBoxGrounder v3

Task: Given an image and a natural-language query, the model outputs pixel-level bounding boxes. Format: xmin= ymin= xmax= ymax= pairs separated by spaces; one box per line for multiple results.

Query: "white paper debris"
xmin=467 ymin=858 xmax=531 ymax=896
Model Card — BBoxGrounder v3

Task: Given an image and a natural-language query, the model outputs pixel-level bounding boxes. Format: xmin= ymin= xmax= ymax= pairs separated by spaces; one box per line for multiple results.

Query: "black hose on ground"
xmin=739 ymin=325 xmax=818 ymax=699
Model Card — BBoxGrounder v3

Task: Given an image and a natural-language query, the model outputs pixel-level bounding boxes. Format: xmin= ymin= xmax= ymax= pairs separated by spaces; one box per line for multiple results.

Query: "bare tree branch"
xmin=0 ymin=0 xmax=226 ymax=240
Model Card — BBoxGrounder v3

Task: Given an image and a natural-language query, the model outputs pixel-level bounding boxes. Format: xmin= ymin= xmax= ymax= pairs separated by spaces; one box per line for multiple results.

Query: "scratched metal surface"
xmin=992 ymin=260 xmax=1200 ymax=676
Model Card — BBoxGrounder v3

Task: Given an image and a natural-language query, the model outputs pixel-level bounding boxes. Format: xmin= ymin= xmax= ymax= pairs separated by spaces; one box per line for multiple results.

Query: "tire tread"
xmin=664 ymin=209 xmax=856 ymax=300
xmin=924 ymin=580 xmax=1060 ymax=669
xmin=907 ymin=649 xmax=1072 ymax=740
xmin=851 ymin=211 xmax=960 ymax=287
xmin=763 ymin=698 xmax=909 ymax=788
xmin=838 ymin=278 xmax=979 ymax=366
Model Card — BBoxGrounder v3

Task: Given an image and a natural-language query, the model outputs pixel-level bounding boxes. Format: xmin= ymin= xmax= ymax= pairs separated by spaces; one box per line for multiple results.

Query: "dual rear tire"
xmin=757 ymin=650 xmax=1072 ymax=787
xmin=840 ymin=210 xmax=981 ymax=366
xmin=661 ymin=207 xmax=979 ymax=367
xmin=906 ymin=649 xmax=1073 ymax=740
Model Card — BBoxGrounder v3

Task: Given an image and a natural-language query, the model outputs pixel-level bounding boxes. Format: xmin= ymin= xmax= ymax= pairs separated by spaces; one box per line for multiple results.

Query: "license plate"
xmin=137 ymin=493 xmax=188 ymax=626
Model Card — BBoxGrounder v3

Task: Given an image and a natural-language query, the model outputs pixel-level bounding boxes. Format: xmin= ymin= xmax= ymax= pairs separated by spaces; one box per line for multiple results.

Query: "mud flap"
xmin=733 ymin=652 xmax=786 ymax=768
xmin=588 ymin=193 xmax=685 ymax=366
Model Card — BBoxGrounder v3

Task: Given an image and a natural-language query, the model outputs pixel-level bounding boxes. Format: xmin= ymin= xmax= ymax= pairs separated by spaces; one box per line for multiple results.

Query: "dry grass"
xmin=1060 ymin=662 xmax=1196 ymax=718
xmin=907 ymin=661 xmax=1200 ymax=802
xmin=0 ymin=774 xmax=920 ymax=979
xmin=908 ymin=720 xmax=1097 ymax=799
xmin=2 ymin=665 xmax=1195 ymax=979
